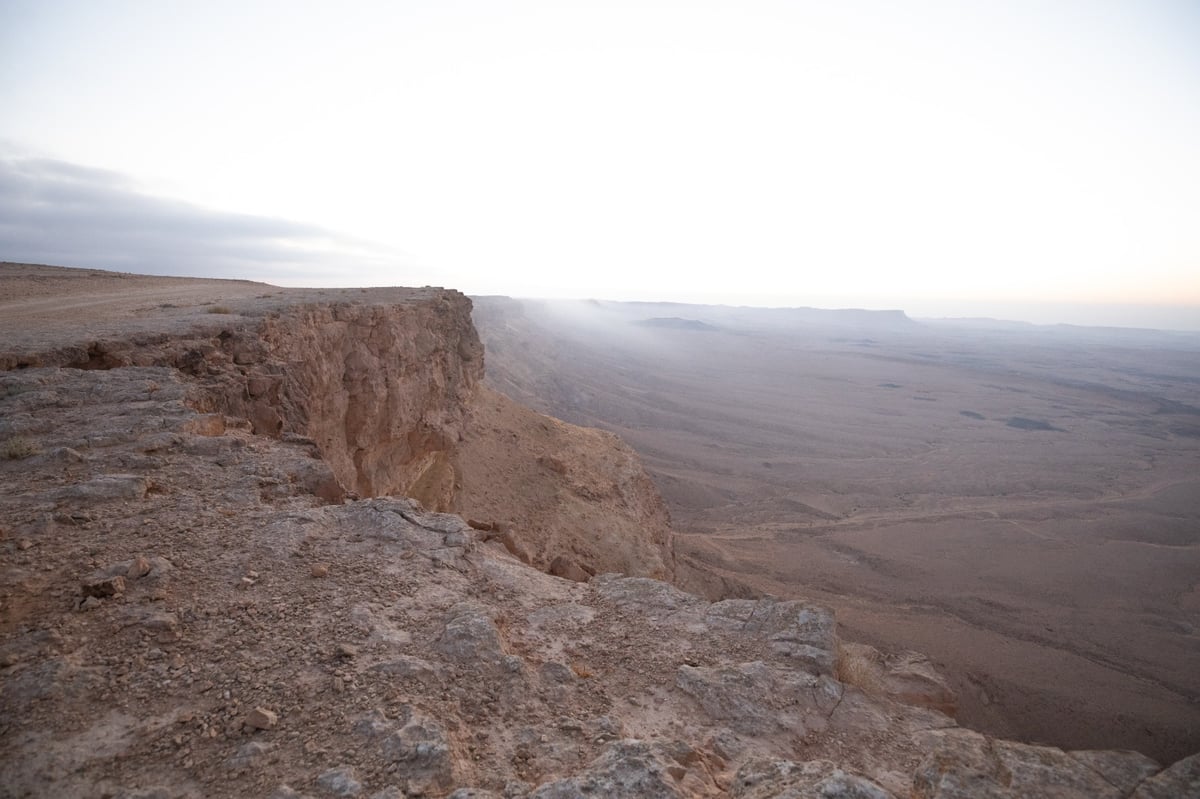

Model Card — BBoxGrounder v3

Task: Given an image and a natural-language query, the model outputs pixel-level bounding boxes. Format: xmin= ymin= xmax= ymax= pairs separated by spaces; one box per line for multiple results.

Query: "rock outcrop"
xmin=455 ymin=386 xmax=674 ymax=579
xmin=839 ymin=642 xmax=958 ymax=718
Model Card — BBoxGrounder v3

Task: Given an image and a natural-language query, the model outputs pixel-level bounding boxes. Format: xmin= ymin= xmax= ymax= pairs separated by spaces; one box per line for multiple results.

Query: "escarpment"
xmin=0 ymin=264 xmax=674 ymax=580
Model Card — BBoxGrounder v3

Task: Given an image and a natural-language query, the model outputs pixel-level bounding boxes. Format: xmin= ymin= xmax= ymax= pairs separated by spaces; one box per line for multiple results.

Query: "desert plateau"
xmin=1 ymin=263 xmax=1198 ymax=799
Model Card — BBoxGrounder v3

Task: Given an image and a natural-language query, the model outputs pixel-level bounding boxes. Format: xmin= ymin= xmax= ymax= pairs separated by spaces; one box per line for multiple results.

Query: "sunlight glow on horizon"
xmin=2 ymin=0 xmax=1199 ymax=326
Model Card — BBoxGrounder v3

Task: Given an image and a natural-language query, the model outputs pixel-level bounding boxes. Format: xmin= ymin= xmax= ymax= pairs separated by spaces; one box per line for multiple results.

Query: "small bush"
xmin=206 ymin=305 xmax=234 ymax=314
xmin=2 ymin=436 xmax=40 ymax=460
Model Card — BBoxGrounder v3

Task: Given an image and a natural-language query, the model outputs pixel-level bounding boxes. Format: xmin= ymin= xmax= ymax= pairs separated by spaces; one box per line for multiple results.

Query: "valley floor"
xmin=474 ymin=296 xmax=1200 ymax=763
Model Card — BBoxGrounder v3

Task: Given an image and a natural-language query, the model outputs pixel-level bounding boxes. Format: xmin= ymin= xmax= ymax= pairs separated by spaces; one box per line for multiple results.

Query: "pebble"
xmin=311 ymin=563 xmax=330 ymax=578
xmin=244 ymin=706 xmax=279 ymax=730
xmin=82 ymin=574 xmax=126 ymax=598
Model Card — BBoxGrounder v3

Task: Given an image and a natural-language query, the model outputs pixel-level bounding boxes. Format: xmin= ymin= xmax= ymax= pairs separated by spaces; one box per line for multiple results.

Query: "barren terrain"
xmin=3 ymin=264 xmax=1199 ymax=798
xmin=473 ymin=297 xmax=1200 ymax=764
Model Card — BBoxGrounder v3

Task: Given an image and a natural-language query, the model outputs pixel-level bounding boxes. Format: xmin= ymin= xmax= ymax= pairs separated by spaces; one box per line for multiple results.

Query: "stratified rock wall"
xmin=221 ymin=295 xmax=674 ymax=579
xmin=247 ymin=296 xmax=484 ymax=500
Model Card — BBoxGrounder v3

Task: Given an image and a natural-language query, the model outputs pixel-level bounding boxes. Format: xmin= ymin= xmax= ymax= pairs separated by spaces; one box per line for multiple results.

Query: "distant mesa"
xmin=634 ymin=317 xmax=719 ymax=332
xmin=960 ymin=410 xmax=985 ymax=420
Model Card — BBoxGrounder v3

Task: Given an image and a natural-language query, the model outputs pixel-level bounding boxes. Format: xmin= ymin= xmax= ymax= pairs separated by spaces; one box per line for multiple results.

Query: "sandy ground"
xmin=473 ymin=296 xmax=1200 ymax=764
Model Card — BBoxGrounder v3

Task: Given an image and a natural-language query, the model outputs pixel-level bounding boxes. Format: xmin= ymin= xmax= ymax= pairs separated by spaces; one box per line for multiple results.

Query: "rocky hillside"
xmin=1 ymin=265 xmax=1197 ymax=798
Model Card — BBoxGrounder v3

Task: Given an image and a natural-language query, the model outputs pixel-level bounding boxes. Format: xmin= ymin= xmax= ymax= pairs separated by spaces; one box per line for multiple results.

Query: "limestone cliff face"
xmin=0 ymin=275 xmax=673 ymax=579
xmin=233 ymin=296 xmax=484 ymax=501
xmin=205 ymin=295 xmax=672 ymax=579
xmin=221 ymin=297 xmax=675 ymax=579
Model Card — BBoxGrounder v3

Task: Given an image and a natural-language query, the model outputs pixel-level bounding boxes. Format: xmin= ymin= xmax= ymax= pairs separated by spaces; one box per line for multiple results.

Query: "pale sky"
xmin=2 ymin=0 xmax=1199 ymax=327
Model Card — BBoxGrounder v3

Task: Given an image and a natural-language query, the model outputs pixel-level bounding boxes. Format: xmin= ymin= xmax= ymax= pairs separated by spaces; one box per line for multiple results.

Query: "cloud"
xmin=0 ymin=154 xmax=400 ymax=282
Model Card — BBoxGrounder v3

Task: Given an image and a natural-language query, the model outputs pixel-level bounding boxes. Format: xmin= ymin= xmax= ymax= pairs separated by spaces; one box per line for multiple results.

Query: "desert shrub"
xmin=206 ymin=305 xmax=233 ymax=314
xmin=2 ymin=436 xmax=40 ymax=460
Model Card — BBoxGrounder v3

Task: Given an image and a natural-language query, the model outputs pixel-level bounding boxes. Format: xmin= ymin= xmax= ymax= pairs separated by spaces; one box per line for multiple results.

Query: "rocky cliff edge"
xmin=0 ymin=265 xmax=1197 ymax=798
xmin=0 ymin=264 xmax=674 ymax=581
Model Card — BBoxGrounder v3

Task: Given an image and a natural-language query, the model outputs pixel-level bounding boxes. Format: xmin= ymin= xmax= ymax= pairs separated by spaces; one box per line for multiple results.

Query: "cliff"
xmin=0 ymin=264 xmax=1197 ymax=798
xmin=0 ymin=264 xmax=674 ymax=580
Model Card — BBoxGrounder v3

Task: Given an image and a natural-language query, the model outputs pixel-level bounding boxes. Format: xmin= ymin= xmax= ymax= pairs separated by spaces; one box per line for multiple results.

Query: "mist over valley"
xmin=473 ymin=296 xmax=1200 ymax=763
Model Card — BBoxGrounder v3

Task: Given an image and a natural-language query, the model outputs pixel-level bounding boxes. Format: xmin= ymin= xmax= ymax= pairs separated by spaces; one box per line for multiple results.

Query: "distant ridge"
xmin=634 ymin=317 xmax=719 ymax=331
xmin=514 ymin=297 xmax=918 ymax=333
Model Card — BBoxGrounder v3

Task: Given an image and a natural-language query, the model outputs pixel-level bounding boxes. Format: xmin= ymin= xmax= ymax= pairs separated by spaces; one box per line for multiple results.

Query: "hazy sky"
xmin=2 ymin=1 xmax=1199 ymax=327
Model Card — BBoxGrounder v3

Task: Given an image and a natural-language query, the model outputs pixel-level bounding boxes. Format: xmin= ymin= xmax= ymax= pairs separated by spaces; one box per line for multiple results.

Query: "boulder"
xmin=838 ymin=642 xmax=956 ymax=716
xmin=436 ymin=603 xmax=507 ymax=667
xmin=316 ymin=766 xmax=362 ymax=797
xmin=354 ymin=708 xmax=455 ymax=795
